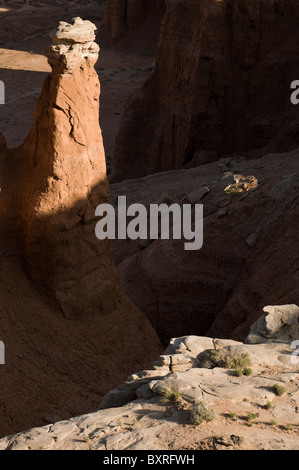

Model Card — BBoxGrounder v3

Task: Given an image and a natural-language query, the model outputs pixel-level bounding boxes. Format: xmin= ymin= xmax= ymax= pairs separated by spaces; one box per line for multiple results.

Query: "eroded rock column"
xmin=18 ymin=18 xmax=118 ymax=317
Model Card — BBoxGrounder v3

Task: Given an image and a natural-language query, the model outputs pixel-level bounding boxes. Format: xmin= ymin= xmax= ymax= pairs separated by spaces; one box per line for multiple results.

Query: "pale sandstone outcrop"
xmin=111 ymin=0 xmax=299 ymax=181
xmin=246 ymin=305 xmax=299 ymax=344
xmin=1 ymin=309 xmax=299 ymax=451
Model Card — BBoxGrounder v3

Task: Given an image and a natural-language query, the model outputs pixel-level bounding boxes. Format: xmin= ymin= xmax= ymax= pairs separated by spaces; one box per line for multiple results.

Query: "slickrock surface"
xmin=2 ymin=306 xmax=299 ymax=451
xmin=110 ymin=151 xmax=299 ymax=345
xmin=0 ymin=17 xmax=161 ymax=437
xmin=111 ymin=0 xmax=299 ymax=181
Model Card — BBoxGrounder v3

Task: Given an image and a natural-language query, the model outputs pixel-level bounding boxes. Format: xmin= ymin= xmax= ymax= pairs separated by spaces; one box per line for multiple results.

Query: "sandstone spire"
xmin=17 ymin=18 xmax=116 ymax=317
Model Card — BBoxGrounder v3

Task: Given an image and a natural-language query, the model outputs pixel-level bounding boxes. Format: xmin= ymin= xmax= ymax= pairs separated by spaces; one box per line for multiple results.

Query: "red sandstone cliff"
xmin=110 ymin=0 xmax=299 ymax=181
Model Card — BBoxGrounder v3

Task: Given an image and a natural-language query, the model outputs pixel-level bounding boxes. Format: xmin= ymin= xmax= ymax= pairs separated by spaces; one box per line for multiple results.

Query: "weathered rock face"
xmin=246 ymin=305 xmax=299 ymax=344
xmin=102 ymin=0 xmax=165 ymax=54
xmin=111 ymin=0 xmax=299 ymax=181
xmin=110 ymin=151 xmax=299 ymax=345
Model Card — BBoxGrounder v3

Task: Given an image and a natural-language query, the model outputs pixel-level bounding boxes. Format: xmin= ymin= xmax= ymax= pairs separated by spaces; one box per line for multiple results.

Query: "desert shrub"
xmin=206 ymin=350 xmax=251 ymax=370
xmin=225 ymin=353 xmax=251 ymax=370
xmin=246 ymin=413 xmax=258 ymax=426
xmin=231 ymin=435 xmax=244 ymax=446
xmin=190 ymin=402 xmax=215 ymax=425
xmin=197 ymin=349 xmax=251 ymax=373
xmin=209 ymin=350 xmax=222 ymax=365
xmin=273 ymin=384 xmax=286 ymax=396
xmin=265 ymin=401 xmax=274 ymax=410
xmin=161 ymin=388 xmax=182 ymax=403
xmin=282 ymin=424 xmax=293 ymax=431
xmin=247 ymin=413 xmax=257 ymax=421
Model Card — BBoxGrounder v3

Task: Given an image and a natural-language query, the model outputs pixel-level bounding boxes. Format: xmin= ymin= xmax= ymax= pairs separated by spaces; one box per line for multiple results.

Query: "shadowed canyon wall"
xmin=110 ymin=0 xmax=299 ymax=181
xmin=111 ymin=152 xmax=299 ymax=345
xmin=102 ymin=0 xmax=166 ymax=54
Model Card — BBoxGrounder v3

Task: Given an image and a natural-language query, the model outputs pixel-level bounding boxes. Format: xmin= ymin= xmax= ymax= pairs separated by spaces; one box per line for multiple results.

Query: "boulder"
xmin=246 ymin=305 xmax=299 ymax=344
